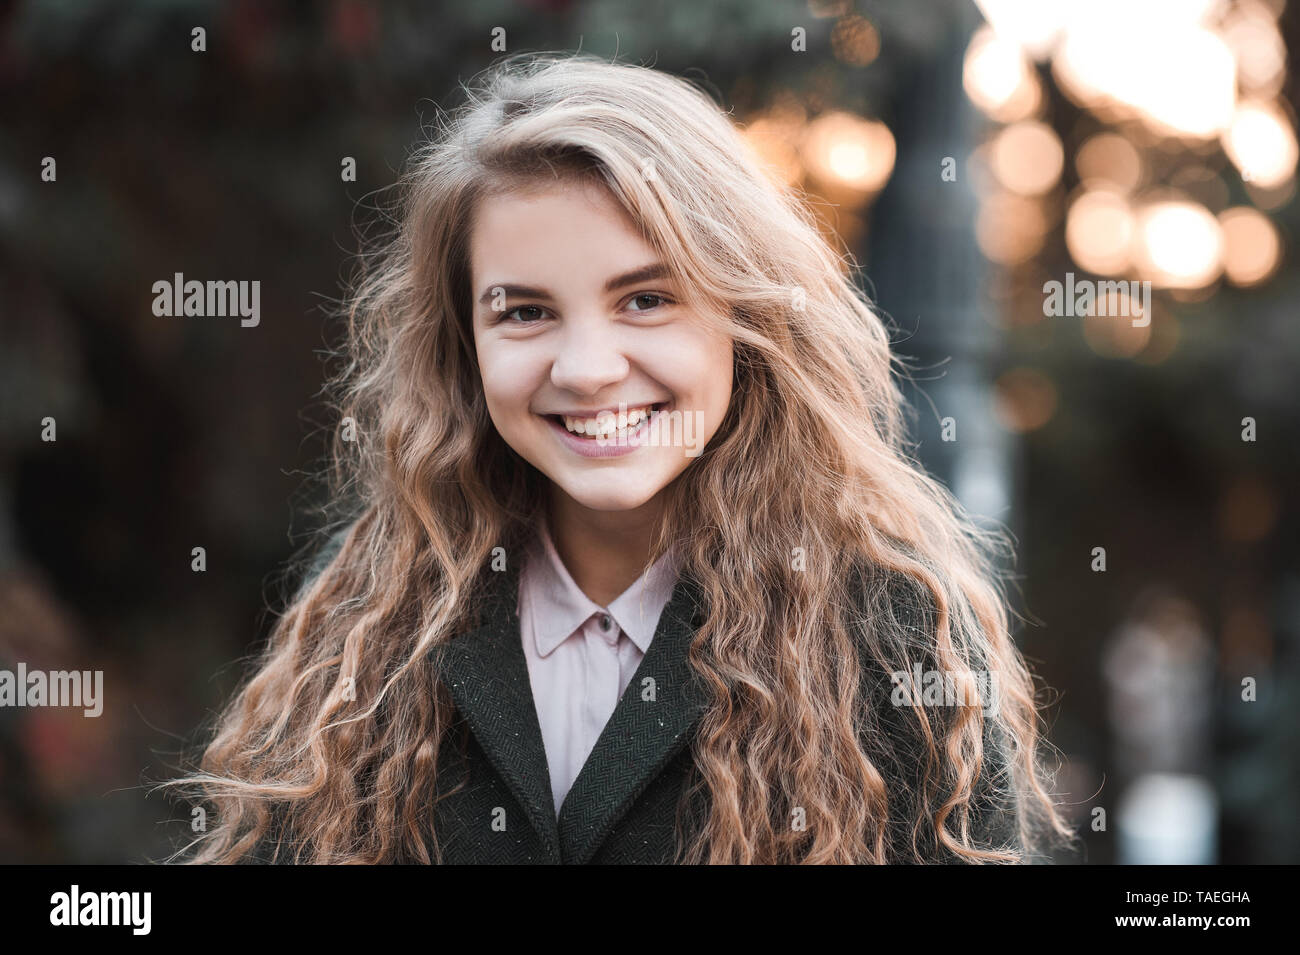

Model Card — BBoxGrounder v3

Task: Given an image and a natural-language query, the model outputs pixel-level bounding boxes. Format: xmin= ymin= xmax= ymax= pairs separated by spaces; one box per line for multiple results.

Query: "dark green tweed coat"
xmin=242 ymin=543 xmax=1024 ymax=864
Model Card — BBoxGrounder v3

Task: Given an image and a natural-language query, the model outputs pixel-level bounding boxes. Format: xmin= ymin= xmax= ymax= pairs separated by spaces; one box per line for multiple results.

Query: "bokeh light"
xmin=990 ymin=121 xmax=1065 ymax=196
xmin=801 ymin=111 xmax=895 ymax=194
xmin=1221 ymin=0 xmax=1288 ymax=95
xmin=1223 ymin=99 xmax=1299 ymax=188
xmin=973 ymin=0 xmax=1067 ymax=60
xmin=1054 ymin=21 xmax=1235 ymax=139
xmin=1076 ymin=132 xmax=1144 ymax=193
xmin=1065 ymin=189 xmax=1135 ymax=276
xmin=1218 ymin=206 xmax=1283 ymax=286
xmin=993 ymin=367 xmax=1059 ymax=432
xmin=963 ymin=25 xmax=1043 ymax=123
xmin=977 ymin=190 xmax=1050 ymax=265
xmin=831 ymin=14 xmax=880 ymax=67
xmin=741 ymin=116 xmax=805 ymax=187
xmin=1082 ymin=287 xmax=1154 ymax=358
xmin=1133 ymin=199 xmax=1224 ymax=288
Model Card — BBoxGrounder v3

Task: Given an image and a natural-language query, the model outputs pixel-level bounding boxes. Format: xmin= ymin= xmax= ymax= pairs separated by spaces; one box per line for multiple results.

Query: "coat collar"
xmin=523 ymin=514 xmax=683 ymax=657
xmin=429 ymin=551 xmax=710 ymax=864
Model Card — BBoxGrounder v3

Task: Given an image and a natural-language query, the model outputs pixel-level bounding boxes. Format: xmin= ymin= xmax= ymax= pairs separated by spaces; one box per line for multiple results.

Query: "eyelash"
xmin=495 ymin=293 xmax=674 ymax=325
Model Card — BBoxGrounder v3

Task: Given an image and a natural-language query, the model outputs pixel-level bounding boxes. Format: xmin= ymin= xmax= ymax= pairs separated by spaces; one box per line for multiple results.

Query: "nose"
xmin=549 ymin=317 xmax=630 ymax=395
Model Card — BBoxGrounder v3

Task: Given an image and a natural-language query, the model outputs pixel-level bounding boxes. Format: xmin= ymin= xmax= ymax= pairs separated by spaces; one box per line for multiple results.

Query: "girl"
xmin=166 ymin=51 xmax=1074 ymax=864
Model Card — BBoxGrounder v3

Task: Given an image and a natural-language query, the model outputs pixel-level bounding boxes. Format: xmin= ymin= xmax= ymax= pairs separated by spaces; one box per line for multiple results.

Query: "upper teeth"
xmin=562 ymin=405 xmax=656 ymax=435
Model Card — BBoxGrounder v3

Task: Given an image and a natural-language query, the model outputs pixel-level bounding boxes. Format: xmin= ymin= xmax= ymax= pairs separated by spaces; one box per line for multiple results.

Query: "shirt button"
xmin=599 ymin=613 xmax=612 ymax=632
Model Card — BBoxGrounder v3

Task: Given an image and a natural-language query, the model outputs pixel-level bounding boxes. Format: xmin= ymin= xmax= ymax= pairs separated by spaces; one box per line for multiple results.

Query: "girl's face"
xmin=469 ymin=178 xmax=733 ymax=514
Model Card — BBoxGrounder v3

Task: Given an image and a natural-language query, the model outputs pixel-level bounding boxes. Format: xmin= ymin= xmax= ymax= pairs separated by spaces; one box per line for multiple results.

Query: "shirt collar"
xmin=522 ymin=515 xmax=681 ymax=658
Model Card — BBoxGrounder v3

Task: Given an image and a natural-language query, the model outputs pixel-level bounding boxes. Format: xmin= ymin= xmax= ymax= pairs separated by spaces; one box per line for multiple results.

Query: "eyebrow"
xmin=476 ymin=263 xmax=673 ymax=307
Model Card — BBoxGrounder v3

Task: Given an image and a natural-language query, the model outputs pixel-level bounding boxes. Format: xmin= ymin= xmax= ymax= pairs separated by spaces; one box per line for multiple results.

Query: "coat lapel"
xmin=429 ymin=559 xmax=561 ymax=860
xmin=557 ymin=572 xmax=710 ymax=864
xmin=430 ymin=554 xmax=712 ymax=864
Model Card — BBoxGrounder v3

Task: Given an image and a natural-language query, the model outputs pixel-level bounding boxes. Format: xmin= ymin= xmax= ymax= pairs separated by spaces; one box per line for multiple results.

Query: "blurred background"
xmin=1 ymin=0 xmax=1296 ymax=863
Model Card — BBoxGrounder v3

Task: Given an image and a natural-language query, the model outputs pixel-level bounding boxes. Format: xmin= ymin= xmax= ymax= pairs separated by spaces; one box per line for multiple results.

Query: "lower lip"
xmin=542 ymin=404 xmax=669 ymax=458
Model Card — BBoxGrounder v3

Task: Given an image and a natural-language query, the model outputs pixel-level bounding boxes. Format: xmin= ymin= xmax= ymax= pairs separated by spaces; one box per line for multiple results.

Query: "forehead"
xmin=469 ymin=179 xmax=656 ymax=279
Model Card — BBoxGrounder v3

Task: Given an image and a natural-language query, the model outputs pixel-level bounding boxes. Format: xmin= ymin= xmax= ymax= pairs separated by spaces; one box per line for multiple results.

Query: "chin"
xmin=558 ymin=475 xmax=664 ymax=513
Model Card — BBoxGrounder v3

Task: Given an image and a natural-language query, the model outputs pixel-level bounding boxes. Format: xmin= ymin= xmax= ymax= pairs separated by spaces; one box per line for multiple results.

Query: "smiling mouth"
xmin=541 ymin=401 xmax=669 ymax=439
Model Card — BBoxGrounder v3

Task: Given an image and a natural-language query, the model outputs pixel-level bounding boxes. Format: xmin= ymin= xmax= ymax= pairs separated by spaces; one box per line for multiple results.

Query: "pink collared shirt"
xmin=517 ymin=518 xmax=681 ymax=817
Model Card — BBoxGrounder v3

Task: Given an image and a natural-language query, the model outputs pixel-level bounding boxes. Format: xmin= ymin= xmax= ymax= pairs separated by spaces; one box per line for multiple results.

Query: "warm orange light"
xmin=1075 ymin=133 xmax=1143 ymax=193
xmin=963 ymin=25 xmax=1042 ymax=122
xmin=1082 ymin=287 xmax=1154 ymax=358
xmin=831 ymin=14 xmax=880 ymax=67
xmin=741 ymin=117 xmax=804 ymax=187
xmin=1223 ymin=99 xmax=1299 ymax=189
xmin=976 ymin=191 xmax=1048 ymax=265
xmin=1218 ymin=206 xmax=1283 ymax=286
xmin=802 ymin=111 xmax=895 ymax=194
xmin=1065 ymin=189 xmax=1135 ymax=276
xmin=1221 ymin=0 xmax=1287 ymax=95
xmin=972 ymin=0 xmax=1064 ymax=60
xmin=1049 ymin=0 xmax=1235 ymax=139
xmin=1133 ymin=199 xmax=1223 ymax=289
xmin=990 ymin=121 xmax=1064 ymax=196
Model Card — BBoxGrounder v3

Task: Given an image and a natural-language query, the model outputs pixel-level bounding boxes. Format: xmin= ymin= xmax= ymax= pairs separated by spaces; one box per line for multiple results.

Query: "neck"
xmin=546 ymin=487 xmax=665 ymax=607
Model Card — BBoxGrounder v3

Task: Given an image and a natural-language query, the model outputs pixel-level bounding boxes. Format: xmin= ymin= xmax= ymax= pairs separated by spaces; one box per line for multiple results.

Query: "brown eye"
xmin=503 ymin=305 xmax=548 ymax=324
xmin=626 ymin=293 xmax=671 ymax=312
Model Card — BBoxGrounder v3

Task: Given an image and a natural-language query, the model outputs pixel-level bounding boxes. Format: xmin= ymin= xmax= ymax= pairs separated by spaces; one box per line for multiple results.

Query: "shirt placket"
xmin=581 ymin=611 xmax=622 ymax=760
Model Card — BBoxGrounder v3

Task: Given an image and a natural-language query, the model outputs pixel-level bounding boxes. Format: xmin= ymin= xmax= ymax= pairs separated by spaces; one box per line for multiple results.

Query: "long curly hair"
xmin=160 ymin=51 xmax=1075 ymax=864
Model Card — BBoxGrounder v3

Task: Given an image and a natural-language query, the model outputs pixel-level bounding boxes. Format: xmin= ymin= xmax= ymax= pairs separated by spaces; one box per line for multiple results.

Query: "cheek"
xmin=653 ymin=323 xmax=728 ymax=388
xmin=674 ymin=330 xmax=733 ymax=419
xmin=707 ymin=342 xmax=734 ymax=412
xmin=477 ymin=344 xmax=541 ymax=419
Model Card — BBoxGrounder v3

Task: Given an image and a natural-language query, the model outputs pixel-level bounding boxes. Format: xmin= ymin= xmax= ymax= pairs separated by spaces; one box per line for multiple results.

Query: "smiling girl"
xmin=168 ymin=52 xmax=1073 ymax=864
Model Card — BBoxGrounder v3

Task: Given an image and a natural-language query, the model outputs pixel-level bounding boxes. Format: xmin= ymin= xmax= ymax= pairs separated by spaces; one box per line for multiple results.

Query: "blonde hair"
xmin=160 ymin=51 xmax=1075 ymax=863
